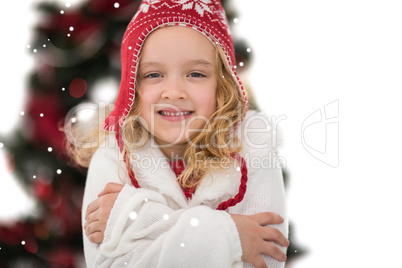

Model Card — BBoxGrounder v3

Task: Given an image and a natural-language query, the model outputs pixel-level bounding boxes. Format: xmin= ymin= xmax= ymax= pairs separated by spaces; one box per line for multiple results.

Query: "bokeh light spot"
xmin=190 ymin=217 xmax=199 ymax=227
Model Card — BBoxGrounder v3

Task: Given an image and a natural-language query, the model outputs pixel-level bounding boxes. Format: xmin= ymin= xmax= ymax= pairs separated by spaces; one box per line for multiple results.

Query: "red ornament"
xmin=23 ymin=237 xmax=39 ymax=254
xmin=31 ymin=177 xmax=53 ymax=201
xmin=25 ymin=93 xmax=65 ymax=152
xmin=69 ymin=77 xmax=87 ymax=98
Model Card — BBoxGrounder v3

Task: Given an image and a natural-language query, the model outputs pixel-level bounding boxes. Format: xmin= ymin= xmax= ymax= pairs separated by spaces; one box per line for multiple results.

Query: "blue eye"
xmin=188 ymin=73 xmax=204 ymax=78
xmin=146 ymin=73 xmax=162 ymax=78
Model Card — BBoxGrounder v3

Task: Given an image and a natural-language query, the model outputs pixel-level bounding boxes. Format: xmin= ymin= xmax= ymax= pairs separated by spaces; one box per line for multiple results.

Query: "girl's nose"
xmin=161 ymin=77 xmax=187 ymax=100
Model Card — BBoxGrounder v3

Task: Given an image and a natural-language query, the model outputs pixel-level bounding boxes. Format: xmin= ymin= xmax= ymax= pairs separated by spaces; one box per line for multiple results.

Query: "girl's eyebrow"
xmin=184 ymin=59 xmax=213 ymax=67
xmin=140 ymin=59 xmax=213 ymax=69
xmin=139 ymin=62 xmax=162 ymax=69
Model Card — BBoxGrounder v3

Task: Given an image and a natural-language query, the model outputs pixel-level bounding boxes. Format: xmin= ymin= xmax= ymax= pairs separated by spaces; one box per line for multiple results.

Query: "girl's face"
xmin=138 ymin=26 xmax=217 ymax=152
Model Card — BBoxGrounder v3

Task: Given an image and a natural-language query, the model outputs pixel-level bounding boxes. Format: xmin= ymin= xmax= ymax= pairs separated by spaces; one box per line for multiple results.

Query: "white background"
xmin=1 ymin=0 xmax=402 ymax=267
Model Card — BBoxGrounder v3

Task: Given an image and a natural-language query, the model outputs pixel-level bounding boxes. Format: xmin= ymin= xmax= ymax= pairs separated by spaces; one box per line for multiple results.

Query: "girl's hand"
xmin=84 ymin=183 xmax=124 ymax=243
xmin=230 ymin=212 xmax=289 ymax=268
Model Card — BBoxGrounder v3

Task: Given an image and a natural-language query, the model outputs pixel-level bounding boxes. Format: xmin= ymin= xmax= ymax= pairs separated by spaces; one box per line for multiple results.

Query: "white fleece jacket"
xmin=81 ymin=110 xmax=288 ymax=267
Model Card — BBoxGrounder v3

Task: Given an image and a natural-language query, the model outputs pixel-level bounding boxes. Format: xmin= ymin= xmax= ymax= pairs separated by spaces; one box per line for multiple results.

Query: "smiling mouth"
xmin=157 ymin=110 xmax=193 ymax=116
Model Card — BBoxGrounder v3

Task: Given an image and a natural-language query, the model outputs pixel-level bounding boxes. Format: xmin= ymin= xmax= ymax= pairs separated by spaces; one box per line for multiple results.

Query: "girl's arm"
xmin=81 ymin=144 xmax=123 ymax=268
xmin=228 ymin=163 xmax=288 ymax=268
xmin=85 ymin=183 xmax=288 ymax=268
xmin=228 ymin=112 xmax=289 ymax=268
xmin=82 ymin=145 xmax=245 ymax=267
xmin=94 ymin=184 xmax=243 ymax=267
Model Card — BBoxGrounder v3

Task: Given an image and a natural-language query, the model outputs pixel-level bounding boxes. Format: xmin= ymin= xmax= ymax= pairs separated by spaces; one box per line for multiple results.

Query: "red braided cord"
xmin=216 ymin=153 xmax=248 ymax=211
xmin=116 ymin=125 xmax=141 ymax=188
xmin=115 ymin=127 xmax=247 ymax=209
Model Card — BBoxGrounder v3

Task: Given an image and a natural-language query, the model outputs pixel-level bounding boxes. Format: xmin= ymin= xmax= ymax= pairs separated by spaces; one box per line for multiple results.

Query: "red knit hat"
xmin=102 ymin=0 xmax=248 ymax=132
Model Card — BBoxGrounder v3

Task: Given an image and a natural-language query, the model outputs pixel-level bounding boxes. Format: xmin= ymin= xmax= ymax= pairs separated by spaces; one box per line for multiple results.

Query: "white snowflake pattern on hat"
xmin=133 ymin=0 xmax=161 ymax=20
xmin=140 ymin=0 xmax=161 ymax=13
xmin=174 ymin=0 xmax=214 ymax=17
xmin=217 ymin=9 xmax=231 ymax=36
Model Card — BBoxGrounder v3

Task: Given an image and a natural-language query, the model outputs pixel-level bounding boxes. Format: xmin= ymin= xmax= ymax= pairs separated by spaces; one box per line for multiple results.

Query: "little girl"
xmin=70 ymin=0 xmax=288 ymax=267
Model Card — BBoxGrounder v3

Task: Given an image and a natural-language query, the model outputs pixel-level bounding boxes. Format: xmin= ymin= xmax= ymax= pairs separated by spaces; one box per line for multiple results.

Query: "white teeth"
xmin=160 ymin=111 xmax=191 ymax=116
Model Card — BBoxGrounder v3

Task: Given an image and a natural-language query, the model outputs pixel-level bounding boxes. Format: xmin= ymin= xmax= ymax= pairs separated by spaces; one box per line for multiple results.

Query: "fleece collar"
xmin=120 ymin=110 xmax=274 ymax=209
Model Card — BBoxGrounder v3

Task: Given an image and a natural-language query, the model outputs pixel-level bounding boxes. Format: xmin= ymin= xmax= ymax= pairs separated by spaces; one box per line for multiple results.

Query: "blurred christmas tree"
xmin=0 ymin=0 xmax=304 ymax=267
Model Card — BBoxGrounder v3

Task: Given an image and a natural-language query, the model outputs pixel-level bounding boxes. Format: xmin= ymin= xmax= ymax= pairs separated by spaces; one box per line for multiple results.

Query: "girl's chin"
xmin=152 ymin=135 xmax=190 ymax=147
